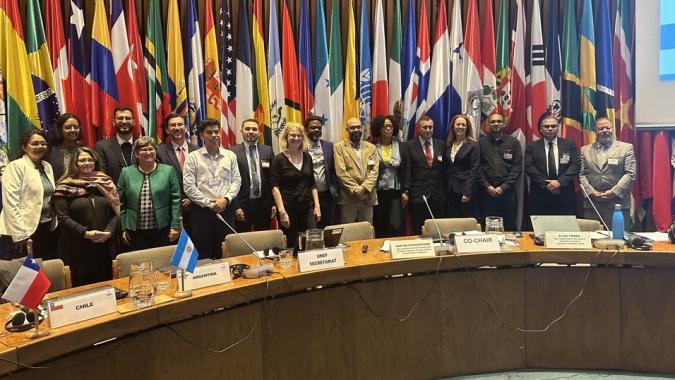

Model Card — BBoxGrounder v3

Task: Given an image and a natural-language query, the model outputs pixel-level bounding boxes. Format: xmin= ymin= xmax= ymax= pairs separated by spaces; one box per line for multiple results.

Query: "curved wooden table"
xmin=2 ymin=238 xmax=675 ymax=379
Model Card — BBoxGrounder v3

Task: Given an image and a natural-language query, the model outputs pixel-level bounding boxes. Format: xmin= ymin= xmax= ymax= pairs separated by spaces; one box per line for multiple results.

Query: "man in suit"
xmin=156 ymin=113 xmax=199 ymax=233
xmin=405 ymin=116 xmax=447 ymax=234
xmin=334 ymin=118 xmax=379 ymax=223
xmin=304 ymin=115 xmax=338 ymax=228
xmin=230 ymin=119 xmax=275 ymax=232
xmin=580 ymin=117 xmax=636 ymax=229
xmin=478 ymin=113 xmax=522 ymax=231
xmin=525 ymin=113 xmax=580 ymax=215
xmin=94 ymin=106 xmax=136 ymax=183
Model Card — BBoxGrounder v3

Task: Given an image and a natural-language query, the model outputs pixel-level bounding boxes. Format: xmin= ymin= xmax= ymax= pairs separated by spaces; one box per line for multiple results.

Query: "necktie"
xmin=121 ymin=142 xmax=132 ymax=166
xmin=424 ymin=141 xmax=433 ymax=167
xmin=249 ymin=145 xmax=260 ymax=198
xmin=547 ymin=141 xmax=557 ymax=179
xmin=176 ymin=146 xmax=185 ymax=168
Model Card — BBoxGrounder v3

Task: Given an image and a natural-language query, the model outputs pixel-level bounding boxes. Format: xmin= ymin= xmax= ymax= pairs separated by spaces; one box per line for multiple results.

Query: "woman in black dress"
xmin=270 ymin=122 xmax=321 ymax=248
xmin=445 ymin=114 xmax=480 ymax=218
xmin=53 ymin=147 xmax=120 ymax=286
xmin=45 ymin=113 xmax=82 ymax=182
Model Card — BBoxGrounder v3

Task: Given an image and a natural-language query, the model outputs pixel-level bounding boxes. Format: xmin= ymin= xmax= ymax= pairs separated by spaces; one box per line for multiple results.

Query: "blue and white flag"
xmin=170 ymin=230 xmax=199 ymax=273
xmin=425 ymin=0 xmax=453 ymax=139
xmin=184 ymin=0 xmax=205 ymax=142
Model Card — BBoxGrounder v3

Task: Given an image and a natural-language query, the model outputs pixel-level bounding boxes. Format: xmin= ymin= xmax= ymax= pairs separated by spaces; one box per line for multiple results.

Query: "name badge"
xmin=47 ymin=286 xmax=118 ymax=329
xmin=184 ymin=261 xmax=231 ymax=290
xmin=608 ymin=158 xmax=619 ymax=166
xmin=503 ymin=152 xmax=513 ymax=160
xmin=436 ymin=155 xmax=443 ymax=162
xmin=560 ymin=153 xmax=570 ymax=164
xmin=455 ymin=234 xmax=501 ymax=254
xmin=298 ymin=248 xmax=345 ymax=272
xmin=390 ymin=158 xmax=400 ymax=167
xmin=368 ymin=159 xmax=375 ymax=166
xmin=261 ymin=161 xmax=270 ymax=168
xmin=390 ymin=239 xmax=436 ymax=259
xmin=544 ymin=231 xmax=593 ymax=249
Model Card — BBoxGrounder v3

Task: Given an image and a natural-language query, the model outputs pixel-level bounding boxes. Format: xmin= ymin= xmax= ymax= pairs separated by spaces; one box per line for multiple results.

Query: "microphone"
xmin=422 ymin=195 xmax=445 ymax=244
xmin=215 ymin=214 xmax=273 ymax=278
xmin=579 ymin=185 xmax=625 ymax=249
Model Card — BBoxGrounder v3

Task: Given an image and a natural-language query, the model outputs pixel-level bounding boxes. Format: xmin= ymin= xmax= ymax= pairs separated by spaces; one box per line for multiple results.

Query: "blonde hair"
xmin=279 ymin=122 xmax=309 ymax=151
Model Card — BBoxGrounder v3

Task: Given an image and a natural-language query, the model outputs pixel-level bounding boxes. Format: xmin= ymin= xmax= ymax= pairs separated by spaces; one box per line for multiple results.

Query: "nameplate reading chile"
xmin=298 ymin=248 xmax=345 ymax=273
xmin=47 ymin=286 xmax=118 ymax=328
xmin=390 ymin=239 xmax=436 ymax=259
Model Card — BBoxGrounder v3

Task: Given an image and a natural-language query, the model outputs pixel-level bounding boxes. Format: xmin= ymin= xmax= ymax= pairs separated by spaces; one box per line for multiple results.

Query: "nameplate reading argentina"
xmin=184 ymin=261 xmax=231 ymax=291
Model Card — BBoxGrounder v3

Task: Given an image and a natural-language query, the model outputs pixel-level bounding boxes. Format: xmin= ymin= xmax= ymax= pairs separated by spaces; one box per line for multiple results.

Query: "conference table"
xmin=1 ymin=236 xmax=675 ymax=379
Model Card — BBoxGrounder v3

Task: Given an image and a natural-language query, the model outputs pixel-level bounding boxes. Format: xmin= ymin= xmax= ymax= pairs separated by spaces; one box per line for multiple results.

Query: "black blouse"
xmin=270 ymin=151 xmax=316 ymax=205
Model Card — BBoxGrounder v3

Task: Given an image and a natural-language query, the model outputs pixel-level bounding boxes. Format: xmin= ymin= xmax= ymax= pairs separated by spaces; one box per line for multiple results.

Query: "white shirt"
xmin=544 ymin=137 xmax=559 ymax=176
xmin=183 ymin=147 xmax=242 ymax=208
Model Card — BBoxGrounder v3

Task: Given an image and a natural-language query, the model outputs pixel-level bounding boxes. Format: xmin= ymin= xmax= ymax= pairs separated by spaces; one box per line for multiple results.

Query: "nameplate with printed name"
xmin=455 ymin=234 xmax=501 ymax=254
xmin=47 ymin=286 xmax=118 ymax=329
xmin=544 ymin=231 xmax=593 ymax=249
xmin=184 ymin=261 xmax=231 ymax=290
xmin=298 ymin=248 xmax=345 ymax=273
xmin=390 ymin=239 xmax=436 ymax=259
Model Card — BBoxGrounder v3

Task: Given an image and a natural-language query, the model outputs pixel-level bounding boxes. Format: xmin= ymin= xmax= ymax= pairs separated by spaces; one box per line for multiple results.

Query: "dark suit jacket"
xmin=45 ymin=145 xmax=81 ymax=182
xmin=319 ymin=139 xmax=338 ymax=195
xmin=94 ymin=137 xmax=133 ymax=183
xmin=156 ymin=141 xmax=199 ymax=196
xmin=229 ymin=143 xmax=275 ymax=208
xmin=446 ymin=140 xmax=480 ymax=196
xmin=405 ymin=137 xmax=447 ymax=204
xmin=525 ymin=137 xmax=580 ymax=192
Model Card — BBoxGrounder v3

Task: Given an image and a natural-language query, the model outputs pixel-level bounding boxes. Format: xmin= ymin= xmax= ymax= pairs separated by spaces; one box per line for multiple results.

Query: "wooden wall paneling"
xmin=525 ymin=267 xmax=621 ymax=369
xmin=620 ymin=268 xmax=675 ymax=374
xmin=439 ymin=268 xmax=526 ymax=376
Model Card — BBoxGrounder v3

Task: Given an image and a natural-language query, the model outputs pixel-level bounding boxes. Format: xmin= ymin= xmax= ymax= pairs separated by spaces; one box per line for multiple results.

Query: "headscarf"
xmin=53 ymin=171 xmax=121 ymax=215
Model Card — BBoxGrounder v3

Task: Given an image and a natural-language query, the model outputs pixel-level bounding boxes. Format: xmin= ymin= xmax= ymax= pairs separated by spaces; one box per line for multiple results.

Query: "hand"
xmin=313 ymin=206 xmax=321 ymax=222
xmin=546 ymin=180 xmax=561 ymax=192
xmin=495 ymin=186 xmax=504 ymax=195
xmin=211 ymin=198 xmax=229 ymax=213
xmin=270 ymin=206 xmax=277 ymax=219
xmin=279 ymin=210 xmax=290 ymax=228
xmin=84 ymin=230 xmax=99 ymax=242
xmin=168 ymin=229 xmax=179 ymax=242
xmin=590 ymin=191 xmax=603 ymax=199
xmin=122 ymin=230 xmax=131 ymax=245
xmin=235 ymin=208 xmax=245 ymax=222
xmin=181 ymin=198 xmax=192 ymax=208
xmin=486 ymin=186 xmax=500 ymax=198
xmin=598 ymin=190 xmax=616 ymax=200
xmin=461 ymin=195 xmax=471 ymax=203
xmin=401 ymin=192 xmax=409 ymax=208
xmin=354 ymin=186 xmax=366 ymax=197
xmin=93 ymin=231 xmax=112 ymax=243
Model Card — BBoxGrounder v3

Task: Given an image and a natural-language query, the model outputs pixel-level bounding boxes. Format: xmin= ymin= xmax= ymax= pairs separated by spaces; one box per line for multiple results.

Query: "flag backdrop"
xmin=252 ymin=0 xmax=270 ymax=142
xmin=282 ymin=0 xmax=302 ymax=124
xmin=90 ymin=0 xmax=119 ymax=138
xmin=166 ymin=0 xmax=187 ymax=116
xmin=44 ymin=0 xmax=69 ymax=116
xmin=371 ymin=0 xmax=388 ymax=119
xmin=298 ymin=0 xmax=313 ymax=122
xmin=357 ymin=0 xmax=372 ymax=130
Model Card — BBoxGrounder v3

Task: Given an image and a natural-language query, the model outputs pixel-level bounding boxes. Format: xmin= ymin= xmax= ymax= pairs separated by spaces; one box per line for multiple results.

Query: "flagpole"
xmin=173 ymin=269 xmax=192 ymax=299
xmin=25 ymin=240 xmax=49 ymax=339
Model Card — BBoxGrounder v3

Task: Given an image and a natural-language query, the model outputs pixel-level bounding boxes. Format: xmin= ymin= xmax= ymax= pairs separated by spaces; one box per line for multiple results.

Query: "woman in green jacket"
xmin=117 ymin=137 xmax=181 ymax=250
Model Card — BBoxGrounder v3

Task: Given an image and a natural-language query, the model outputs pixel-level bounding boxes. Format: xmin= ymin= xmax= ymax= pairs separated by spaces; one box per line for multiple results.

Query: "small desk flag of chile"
xmin=2 ymin=254 xmax=51 ymax=309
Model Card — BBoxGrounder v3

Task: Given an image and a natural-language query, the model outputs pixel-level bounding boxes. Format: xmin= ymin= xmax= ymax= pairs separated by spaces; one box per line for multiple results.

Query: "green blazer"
xmin=117 ymin=164 xmax=181 ymax=231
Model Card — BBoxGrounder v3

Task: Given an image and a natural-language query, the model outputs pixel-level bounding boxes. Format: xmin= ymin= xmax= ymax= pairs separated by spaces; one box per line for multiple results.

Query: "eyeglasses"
xmin=29 ymin=142 xmax=49 ymax=147
xmin=138 ymin=147 xmax=156 ymax=153
xmin=488 ymin=120 xmax=504 ymax=125
xmin=77 ymin=158 xmax=95 ymax=163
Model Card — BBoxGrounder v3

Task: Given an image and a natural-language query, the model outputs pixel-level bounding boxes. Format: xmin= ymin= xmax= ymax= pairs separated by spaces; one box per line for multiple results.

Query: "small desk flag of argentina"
xmin=171 ymin=230 xmax=199 ymax=273
xmin=2 ymin=254 xmax=51 ymax=309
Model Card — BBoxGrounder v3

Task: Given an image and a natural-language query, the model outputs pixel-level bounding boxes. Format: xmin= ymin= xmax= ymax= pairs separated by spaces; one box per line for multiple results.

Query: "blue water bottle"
xmin=612 ymin=204 xmax=625 ymax=240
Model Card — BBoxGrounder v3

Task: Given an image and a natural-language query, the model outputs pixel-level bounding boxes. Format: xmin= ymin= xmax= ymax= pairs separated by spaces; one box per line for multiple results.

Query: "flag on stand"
xmin=495 ymin=0 xmax=511 ymax=116
xmin=267 ymin=0 xmax=285 ymax=151
xmin=371 ymin=0 xmax=389 ymax=119
xmin=252 ymin=0 xmax=271 ymax=143
xmin=0 ymin=0 xmax=39 ymax=157
xmin=481 ymin=0 xmax=497 ymax=134
xmin=166 ymin=0 xmax=187 ymax=116
xmin=111 ymin=0 xmax=142 ymax=138
xmin=91 ymin=0 xmax=119 ymax=138
xmin=218 ymin=1 xmax=236 ymax=147
xmin=25 ymin=0 xmax=60 ymax=136
xmin=236 ymin=0 xmax=254 ymax=144
xmin=298 ymin=0 xmax=313 ymax=122
xmin=144 ymin=0 xmax=171 ymax=142
xmin=282 ymin=0 xmax=302 ymax=124
xmin=526 ymin=0 xmax=546 ymax=140
xmin=45 ymin=0 xmax=69 ymax=114
xmin=595 ymin=0 xmax=615 ymax=127
xmin=544 ymin=0 xmax=562 ymax=123
xmin=357 ymin=0 xmax=372 ymax=130
xmin=579 ymin=0 xmax=597 ymax=145
xmin=561 ymin=0 xmax=582 ymax=147
xmin=312 ymin=0 xmax=331 ymax=140
xmin=170 ymin=230 xmax=199 ymax=273
xmin=125 ymin=0 xmax=147 ymax=135
xmin=2 ymin=254 xmax=51 ymax=309
xmin=414 ymin=0 xmax=430 ymax=127
xmin=344 ymin=0 xmax=359 ymax=132
xmin=184 ymin=0 xmax=205 ymax=142
xmin=463 ymin=0 xmax=482 ymax=139
xmin=426 ymin=0 xmax=452 ymax=140
xmin=400 ymin=0 xmax=417 ymax=138
xmin=328 ymin=0 xmax=344 ymax=142
xmin=388 ymin=0 xmax=402 ymax=118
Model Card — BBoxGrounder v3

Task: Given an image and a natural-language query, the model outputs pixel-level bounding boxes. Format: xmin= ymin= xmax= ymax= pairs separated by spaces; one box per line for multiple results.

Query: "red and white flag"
xmin=526 ymin=0 xmax=546 ymax=141
xmin=481 ymin=0 xmax=497 ymax=134
xmin=371 ymin=0 xmax=388 ymax=118
xmin=2 ymin=254 xmax=51 ymax=309
xmin=111 ymin=0 xmax=141 ymax=137
xmin=45 ymin=0 xmax=69 ymax=112
xmin=463 ymin=0 xmax=482 ymax=139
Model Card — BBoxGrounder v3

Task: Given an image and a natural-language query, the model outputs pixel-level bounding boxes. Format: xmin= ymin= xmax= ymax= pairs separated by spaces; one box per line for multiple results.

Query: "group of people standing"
xmin=0 ymin=105 xmax=635 ymax=287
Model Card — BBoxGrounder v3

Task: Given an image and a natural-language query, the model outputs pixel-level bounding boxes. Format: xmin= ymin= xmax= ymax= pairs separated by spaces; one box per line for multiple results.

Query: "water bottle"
xmin=611 ymin=204 xmax=625 ymax=240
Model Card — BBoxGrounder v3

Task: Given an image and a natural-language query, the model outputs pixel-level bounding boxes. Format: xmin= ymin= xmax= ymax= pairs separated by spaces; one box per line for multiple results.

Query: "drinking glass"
xmin=155 ymin=268 xmax=173 ymax=293
xmin=297 ymin=232 xmax=307 ymax=252
xmin=485 ymin=216 xmax=505 ymax=234
xmin=278 ymin=249 xmax=293 ymax=269
xmin=305 ymin=229 xmax=325 ymax=251
xmin=128 ymin=260 xmax=155 ymax=308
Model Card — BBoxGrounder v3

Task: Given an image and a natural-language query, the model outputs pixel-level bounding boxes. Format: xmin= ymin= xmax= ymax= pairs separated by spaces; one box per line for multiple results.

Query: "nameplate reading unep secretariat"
xmin=544 ymin=231 xmax=593 ymax=249
xmin=390 ymin=239 xmax=436 ymax=259
xmin=454 ymin=234 xmax=501 ymax=254
xmin=298 ymin=248 xmax=345 ymax=273
xmin=47 ymin=286 xmax=118 ymax=328
xmin=184 ymin=261 xmax=231 ymax=291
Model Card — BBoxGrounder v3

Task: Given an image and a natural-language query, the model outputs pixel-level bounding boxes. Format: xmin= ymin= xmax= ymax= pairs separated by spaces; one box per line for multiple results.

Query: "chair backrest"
xmin=324 ymin=221 xmax=375 ymax=244
xmin=223 ymin=230 xmax=286 ymax=258
xmin=113 ymin=245 xmax=176 ymax=278
xmin=422 ymin=218 xmax=481 ymax=236
xmin=577 ymin=218 xmax=604 ymax=231
xmin=42 ymin=259 xmax=72 ymax=291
